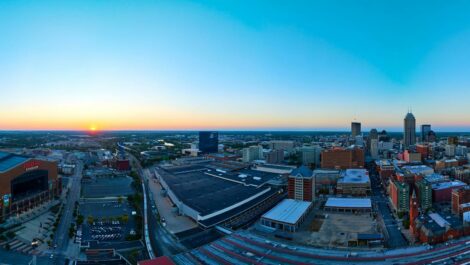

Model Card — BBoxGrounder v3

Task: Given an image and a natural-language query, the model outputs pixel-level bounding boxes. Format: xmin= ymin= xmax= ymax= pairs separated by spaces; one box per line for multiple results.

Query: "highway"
xmin=211 ymin=232 xmax=470 ymax=265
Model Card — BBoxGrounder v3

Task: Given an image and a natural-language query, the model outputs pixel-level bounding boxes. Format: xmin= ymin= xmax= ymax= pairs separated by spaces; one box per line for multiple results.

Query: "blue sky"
xmin=1 ymin=0 xmax=470 ymax=131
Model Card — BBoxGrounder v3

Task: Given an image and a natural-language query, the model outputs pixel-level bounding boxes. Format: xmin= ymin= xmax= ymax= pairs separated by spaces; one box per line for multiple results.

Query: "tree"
xmin=121 ymin=214 xmax=129 ymax=223
xmin=403 ymin=219 xmax=410 ymax=229
xmin=87 ymin=216 xmax=94 ymax=225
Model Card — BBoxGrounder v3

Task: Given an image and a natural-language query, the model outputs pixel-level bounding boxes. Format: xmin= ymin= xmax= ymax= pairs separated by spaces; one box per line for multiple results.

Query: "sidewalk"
xmin=148 ymin=178 xmax=197 ymax=234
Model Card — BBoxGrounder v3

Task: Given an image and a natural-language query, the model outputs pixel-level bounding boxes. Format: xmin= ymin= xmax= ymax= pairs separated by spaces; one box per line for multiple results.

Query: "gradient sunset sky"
xmin=1 ymin=1 xmax=470 ymax=131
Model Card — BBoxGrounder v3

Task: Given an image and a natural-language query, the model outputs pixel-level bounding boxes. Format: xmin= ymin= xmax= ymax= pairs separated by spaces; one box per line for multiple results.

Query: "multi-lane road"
xmin=127 ymin=152 xmax=186 ymax=259
xmin=50 ymin=158 xmax=82 ymax=265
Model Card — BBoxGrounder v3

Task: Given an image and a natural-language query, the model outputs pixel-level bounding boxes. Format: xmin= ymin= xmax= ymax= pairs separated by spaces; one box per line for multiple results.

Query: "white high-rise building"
xmin=445 ymin=144 xmax=456 ymax=157
xmin=242 ymin=145 xmax=263 ymax=163
xmin=370 ymin=139 xmax=379 ymax=159
xmin=301 ymin=146 xmax=323 ymax=167
xmin=456 ymin=145 xmax=469 ymax=156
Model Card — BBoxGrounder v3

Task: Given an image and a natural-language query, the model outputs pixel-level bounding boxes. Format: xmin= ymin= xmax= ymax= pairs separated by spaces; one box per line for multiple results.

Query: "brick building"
xmin=451 ymin=186 xmax=470 ymax=215
xmin=321 ymin=146 xmax=364 ymax=169
xmin=432 ymin=181 xmax=466 ymax=202
xmin=413 ymin=213 xmax=468 ymax=244
xmin=375 ymin=159 xmax=395 ymax=182
xmin=288 ymin=166 xmax=314 ymax=202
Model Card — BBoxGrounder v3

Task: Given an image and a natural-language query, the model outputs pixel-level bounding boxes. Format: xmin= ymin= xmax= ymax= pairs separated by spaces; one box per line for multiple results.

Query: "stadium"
xmin=154 ymin=162 xmax=285 ymax=229
xmin=0 ymin=152 xmax=61 ymax=221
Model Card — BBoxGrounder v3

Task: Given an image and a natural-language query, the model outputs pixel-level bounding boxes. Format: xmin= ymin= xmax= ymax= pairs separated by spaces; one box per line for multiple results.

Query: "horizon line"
xmin=1 ymin=129 xmax=470 ymax=133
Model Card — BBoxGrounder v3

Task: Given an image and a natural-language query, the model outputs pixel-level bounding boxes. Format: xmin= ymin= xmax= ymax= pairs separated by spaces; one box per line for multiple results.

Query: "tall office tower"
xmin=427 ymin=130 xmax=437 ymax=142
xmin=370 ymin=139 xmax=379 ymax=159
xmin=367 ymin=128 xmax=378 ymax=154
xmin=421 ymin=124 xmax=431 ymax=142
xmin=404 ymin=112 xmax=416 ymax=147
xmin=351 ymin=122 xmax=361 ymax=137
xmin=378 ymin=129 xmax=390 ymax=141
xmin=369 ymin=128 xmax=378 ymax=140
xmin=198 ymin=131 xmax=219 ymax=153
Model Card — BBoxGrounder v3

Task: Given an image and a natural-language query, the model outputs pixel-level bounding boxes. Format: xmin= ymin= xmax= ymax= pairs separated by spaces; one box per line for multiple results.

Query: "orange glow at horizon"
xmin=1 ymin=105 xmax=470 ymax=131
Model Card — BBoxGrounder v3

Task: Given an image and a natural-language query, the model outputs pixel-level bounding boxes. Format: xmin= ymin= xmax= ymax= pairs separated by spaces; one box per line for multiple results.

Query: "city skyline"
xmin=2 ymin=1 xmax=470 ymax=131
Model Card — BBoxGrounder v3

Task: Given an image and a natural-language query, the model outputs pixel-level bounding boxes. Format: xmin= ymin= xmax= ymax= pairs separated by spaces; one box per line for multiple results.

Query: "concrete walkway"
xmin=148 ymin=178 xmax=197 ymax=234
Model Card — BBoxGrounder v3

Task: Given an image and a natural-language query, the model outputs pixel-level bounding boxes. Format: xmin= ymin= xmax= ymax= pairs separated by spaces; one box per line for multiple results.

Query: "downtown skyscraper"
xmin=351 ymin=122 xmax=361 ymax=137
xmin=404 ymin=112 xmax=416 ymax=147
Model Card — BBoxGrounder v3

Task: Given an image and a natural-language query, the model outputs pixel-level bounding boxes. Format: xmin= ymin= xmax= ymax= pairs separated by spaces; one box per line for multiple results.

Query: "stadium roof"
xmin=156 ymin=165 xmax=276 ymax=216
xmin=325 ymin=197 xmax=372 ymax=208
xmin=261 ymin=199 xmax=312 ymax=225
xmin=0 ymin=152 xmax=30 ymax=173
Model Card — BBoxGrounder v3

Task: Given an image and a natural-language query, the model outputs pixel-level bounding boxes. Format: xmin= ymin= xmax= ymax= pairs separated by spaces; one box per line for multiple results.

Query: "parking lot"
xmin=82 ymin=176 xmax=134 ymax=198
xmin=87 ymin=220 xmax=129 ymax=241
xmin=79 ymin=199 xmax=137 ymax=244
xmin=295 ymin=212 xmax=380 ymax=248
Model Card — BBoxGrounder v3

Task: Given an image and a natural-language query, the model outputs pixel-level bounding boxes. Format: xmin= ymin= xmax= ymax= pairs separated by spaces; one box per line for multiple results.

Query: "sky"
xmin=1 ymin=0 xmax=470 ymax=131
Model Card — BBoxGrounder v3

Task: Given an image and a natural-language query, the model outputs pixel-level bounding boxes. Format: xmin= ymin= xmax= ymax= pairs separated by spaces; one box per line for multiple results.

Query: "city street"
xmin=50 ymin=158 xmax=83 ymax=265
xmin=127 ymin=153 xmax=186 ymax=258
xmin=368 ymin=163 xmax=408 ymax=248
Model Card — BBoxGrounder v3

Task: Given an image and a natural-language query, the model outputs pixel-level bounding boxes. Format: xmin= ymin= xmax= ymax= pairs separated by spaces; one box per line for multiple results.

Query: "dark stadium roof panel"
xmin=159 ymin=168 xmax=266 ymax=216
xmin=0 ymin=152 xmax=30 ymax=172
xmin=0 ymin=152 xmax=10 ymax=160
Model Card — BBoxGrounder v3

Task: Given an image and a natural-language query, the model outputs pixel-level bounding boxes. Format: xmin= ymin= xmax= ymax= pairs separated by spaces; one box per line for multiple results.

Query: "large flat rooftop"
xmin=325 ymin=197 xmax=372 ymax=208
xmin=431 ymin=180 xmax=466 ymax=191
xmin=402 ymin=165 xmax=434 ymax=175
xmin=156 ymin=166 xmax=271 ymax=217
xmin=261 ymin=199 xmax=312 ymax=225
xmin=338 ymin=169 xmax=370 ymax=184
